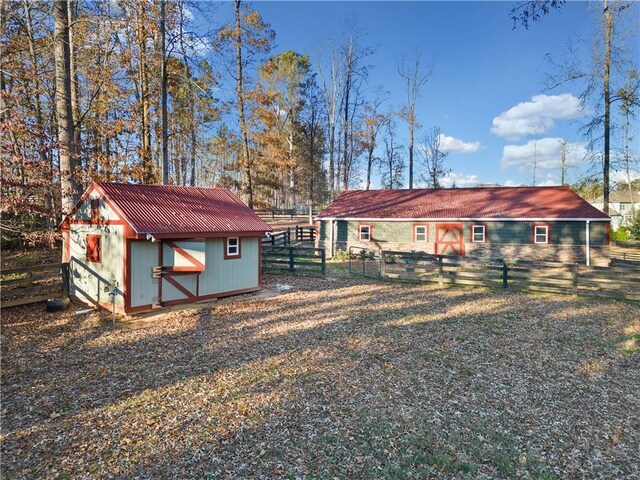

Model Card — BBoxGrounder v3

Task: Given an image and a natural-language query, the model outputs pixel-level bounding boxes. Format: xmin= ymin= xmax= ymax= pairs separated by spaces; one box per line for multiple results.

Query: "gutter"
xmin=315 ymin=217 xmax=611 ymax=222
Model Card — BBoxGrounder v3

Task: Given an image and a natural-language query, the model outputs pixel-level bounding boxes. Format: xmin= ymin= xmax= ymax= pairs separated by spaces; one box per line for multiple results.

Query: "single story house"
xmin=315 ymin=186 xmax=611 ymax=266
xmin=60 ymin=182 xmax=272 ymax=314
xmin=590 ymin=190 xmax=639 ymax=231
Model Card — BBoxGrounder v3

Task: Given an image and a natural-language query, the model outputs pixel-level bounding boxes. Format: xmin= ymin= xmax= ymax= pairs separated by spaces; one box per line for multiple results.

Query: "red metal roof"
xmin=95 ymin=183 xmax=272 ymax=235
xmin=316 ymin=187 xmax=610 ymax=220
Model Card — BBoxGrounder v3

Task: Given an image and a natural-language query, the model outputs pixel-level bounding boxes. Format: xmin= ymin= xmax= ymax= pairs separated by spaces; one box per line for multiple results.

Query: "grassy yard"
xmin=1 ymin=267 xmax=639 ymax=479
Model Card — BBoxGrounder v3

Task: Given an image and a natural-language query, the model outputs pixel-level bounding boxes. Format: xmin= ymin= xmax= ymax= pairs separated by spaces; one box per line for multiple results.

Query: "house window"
xmin=359 ymin=224 xmax=372 ymax=241
xmin=90 ymin=198 xmax=100 ymax=223
xmin=86 ymin=234 xmax=101 ymax=263
xmin=414 ymin=225 xmax=428 ymax=242
xmin=472 ymin=224 xmax=486 ymax=243
xmin=620 ymin=203 xmax=627 ymax=212
xmin=225 ymin=237 xmax=241 ymax=259
xmin=533 ymin=225 xmax=549 ymax=244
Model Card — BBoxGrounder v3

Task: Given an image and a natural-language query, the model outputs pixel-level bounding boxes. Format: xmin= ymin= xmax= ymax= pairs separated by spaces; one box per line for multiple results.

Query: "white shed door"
xmin=130 ymin=241 xmax=160 ymax=308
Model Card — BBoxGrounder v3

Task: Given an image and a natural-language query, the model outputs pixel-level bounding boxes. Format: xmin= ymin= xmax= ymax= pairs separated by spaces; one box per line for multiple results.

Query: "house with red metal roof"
xmin=60 ymin=182 xmax=272 ymax=314
xmin=315 ymin=187 xmax=611 ymax=266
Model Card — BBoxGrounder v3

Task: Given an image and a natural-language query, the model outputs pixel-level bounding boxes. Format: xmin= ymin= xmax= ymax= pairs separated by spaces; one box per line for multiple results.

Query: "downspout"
xmin=585 ymin=220 xmax=591 ymax=266
xmin=330 ymin=220 xmax=335 ymax=258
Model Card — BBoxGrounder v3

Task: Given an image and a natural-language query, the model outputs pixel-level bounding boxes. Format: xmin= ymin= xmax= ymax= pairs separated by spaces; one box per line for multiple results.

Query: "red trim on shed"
xmin=435 ymin=224 xmax=465 ymax=255
xmin=224 ymin=237 xmax=242 ymax=259
xmin=532 ymin=223 xmax=551 ymax=244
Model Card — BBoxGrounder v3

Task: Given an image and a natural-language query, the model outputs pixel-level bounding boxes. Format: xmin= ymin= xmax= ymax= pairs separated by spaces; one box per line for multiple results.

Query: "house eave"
xmin=314 ymin=217 xmax=611 ymax=222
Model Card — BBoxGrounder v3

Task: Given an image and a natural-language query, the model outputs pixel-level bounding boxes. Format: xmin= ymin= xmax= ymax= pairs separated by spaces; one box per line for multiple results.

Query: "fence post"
xmin=287 ymin=227 xmax=291 ymax=246
xmin=502 ymin=260 xmax=508 ymax=288
xmin=438 ymin=255 xmax=443 ymax=285
xmin=380 ymin=251 xmax=386 ymax=279
xmin=572 ymin=263 xmax=579 ymax=296
xmin=295 ymin=225 xmax=299 ymax=241
xmin=320 ymin=249 xmax=326 ymax=275
xmin=61 ymin=262 xmax=70 ymax=296
xmin=289 ymin=247 xmax=295 ymax=272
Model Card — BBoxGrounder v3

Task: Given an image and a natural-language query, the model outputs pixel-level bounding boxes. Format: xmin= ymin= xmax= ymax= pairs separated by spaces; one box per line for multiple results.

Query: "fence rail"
xmin=1 ymin=263 xmax=68 ymax=308
xmin=262 ymin=229 xmax=291 ymax=247
xmin=380 ymin=250 xmax=640 ymax=302
xmin=262 ymin=246 xmax=326 ymax=276
xmin=295 ymin=225 xmax=316 ymax=242
xmin=255 ymin=208 xmax=318 ymax=219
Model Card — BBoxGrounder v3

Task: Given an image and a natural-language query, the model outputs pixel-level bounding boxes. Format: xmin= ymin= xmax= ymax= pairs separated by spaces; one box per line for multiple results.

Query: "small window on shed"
xmin=414 ymin=225 xmax=428 ymax=242
xmin=86 ymin=234 xmax=102 ymax=263
xmin=90 ymin=198 xmax=100 ymax=223
xmin=533 ymin=225 xmax=549 ymax=244
xmin=225 ymin=237 xmax=241 ymax=259
xmin=472 ymin=225 xmax=486 ymax=243
xmin=359 ymin=224 xmax=371 ymax=241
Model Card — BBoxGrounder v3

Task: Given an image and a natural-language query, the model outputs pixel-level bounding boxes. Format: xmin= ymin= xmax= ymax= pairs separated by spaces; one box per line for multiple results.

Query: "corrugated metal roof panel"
xmin=316 ymin=187 xmax=610 ymax=220
xmin=96 ymin=183 xmax=272 ymax=234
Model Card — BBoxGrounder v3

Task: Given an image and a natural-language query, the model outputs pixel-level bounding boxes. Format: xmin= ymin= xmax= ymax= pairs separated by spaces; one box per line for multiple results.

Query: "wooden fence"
xmin=262 ymin=229 xmax=291 ymax=247
xmin=262 ymin=246 xmax=326 ymax=276
xmin=1 ymin=263 xmax=68 ymax=308
xmin=255 ymin=208 xmax=318 ymax=220
xmin=611 ymin=241 xmax=640 ymax=263
xmin=381 ymin=250 xmax=640 ymax=302
xmin=295 ymin=225 xmax=316 ymax=242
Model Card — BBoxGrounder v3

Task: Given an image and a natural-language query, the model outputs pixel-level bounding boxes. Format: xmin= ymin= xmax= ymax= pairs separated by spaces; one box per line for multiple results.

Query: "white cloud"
xmin=491 ymin=94 xmax=584 ymax=140
xmin=437 ymin=134 xmax=481 ymax=154
xmin=611 ymin=170 xmax=640 ymax=184
xmin=501 ymin=137 xmax=588 ymax=171
xmin=503 ymin=179 xmax=523 ymax=187
xmin=441 ymin=172 xmax=481 ymax=188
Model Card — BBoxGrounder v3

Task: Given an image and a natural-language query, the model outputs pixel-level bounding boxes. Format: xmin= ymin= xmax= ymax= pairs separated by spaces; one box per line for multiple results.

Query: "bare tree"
xmin=514 ymin=0 xmax=636 ymax=214
xmin=316 ymin=46 xmax=343 ymax=198
xmin=380 ymin=118 xmax=405 ymax=189
xmin=360 ymin=89 xmax=388 ymax=190
xmin=398 ymin=54 xmax=432 ymax=189
xmin=418 ymin=127 xmax=450 ymax=189
xmin=53 ymin=0 xmax=80 ymax=216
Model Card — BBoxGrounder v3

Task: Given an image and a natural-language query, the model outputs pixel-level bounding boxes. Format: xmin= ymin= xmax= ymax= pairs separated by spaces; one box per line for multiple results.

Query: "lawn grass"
xmin=1 ymin=267 xmax=639 ymax=479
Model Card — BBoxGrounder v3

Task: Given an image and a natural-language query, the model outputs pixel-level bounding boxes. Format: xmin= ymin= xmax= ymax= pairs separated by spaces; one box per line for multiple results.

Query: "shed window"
xmin=90 ymin=199 xmax=99 ymax=223
xmin=359 ymin=224 xmax=371 ymax=241
xmin=472 ymin=225 xmax=486 ymax=243
xmin=86 ymin=234 xmax=101 ymax=263
xmin=225 ymin=237 xmax=241 ymax=259
xmin=414 ymin=225 xmax=428 ymax=242
xmin=533 ymin=225 xmax=549 ymax=244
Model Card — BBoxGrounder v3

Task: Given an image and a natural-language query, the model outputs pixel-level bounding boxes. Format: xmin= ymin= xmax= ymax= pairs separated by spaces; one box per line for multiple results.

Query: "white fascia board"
xmin=315 ymin=217 xmax=610 ymax=222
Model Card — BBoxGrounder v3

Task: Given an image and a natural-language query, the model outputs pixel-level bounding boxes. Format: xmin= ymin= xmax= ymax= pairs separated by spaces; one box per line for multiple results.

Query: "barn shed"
xmin=60 ymin=182 xmax=272 ymax=314
xmin=315 ymin=187 xmax=611 ymax=266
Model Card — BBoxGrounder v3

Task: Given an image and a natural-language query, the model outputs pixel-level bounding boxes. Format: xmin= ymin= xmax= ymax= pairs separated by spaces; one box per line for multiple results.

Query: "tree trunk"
xmin=137 ymin=2 xmax=153 ymax=183
xmin=53 ymin=0 xmax=79 ymax=217
xmin=408 ymin=111 xmax=414 ymax=189
xmin=602 ymin=0 xmax=612 ymax=216
xmin=67 ymin=0 xmax=82 ymax=185
xmin=235 ymin=0 xmax=253 ymax=208
xmin=160 ymin=0 xmax=169 ymax=184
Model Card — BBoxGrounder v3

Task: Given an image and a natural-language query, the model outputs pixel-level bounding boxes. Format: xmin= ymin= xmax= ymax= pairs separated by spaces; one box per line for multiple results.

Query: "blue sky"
xmin=209 ymin=1 xmax=640 ymax=189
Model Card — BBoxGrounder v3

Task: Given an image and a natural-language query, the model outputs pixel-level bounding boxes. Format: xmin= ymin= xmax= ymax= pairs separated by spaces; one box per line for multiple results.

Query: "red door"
xmin=435 ymin=224 xmax=465 ymax=256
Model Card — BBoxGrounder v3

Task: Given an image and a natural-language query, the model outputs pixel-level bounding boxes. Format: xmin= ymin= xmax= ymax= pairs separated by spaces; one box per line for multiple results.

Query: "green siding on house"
xmin=319 ymin=219 xmax=608 ymax=246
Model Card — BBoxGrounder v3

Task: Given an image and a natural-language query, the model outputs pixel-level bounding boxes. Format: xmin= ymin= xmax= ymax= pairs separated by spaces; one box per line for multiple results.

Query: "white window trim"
xmin=414 ymin=225 xmax=427 ymax=243
xmin=534 ymin=226 xmax=549 ymax=244
xmin=472 ymin=225 xmax=485 ymax=243
xmin=359 ymin=225 xmax=371 ymax=241
xmin=226 ymin=237 xmax=240 ymax=256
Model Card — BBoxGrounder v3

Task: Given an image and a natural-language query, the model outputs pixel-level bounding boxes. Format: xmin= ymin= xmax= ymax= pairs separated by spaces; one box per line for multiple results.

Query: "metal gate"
xmin=348 ymin=246 xmax=381 ymax=279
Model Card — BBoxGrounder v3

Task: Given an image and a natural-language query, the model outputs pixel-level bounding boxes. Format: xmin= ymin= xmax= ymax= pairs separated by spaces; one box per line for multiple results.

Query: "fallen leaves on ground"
xmin=1 ymin=268 xmax=639 ymax=479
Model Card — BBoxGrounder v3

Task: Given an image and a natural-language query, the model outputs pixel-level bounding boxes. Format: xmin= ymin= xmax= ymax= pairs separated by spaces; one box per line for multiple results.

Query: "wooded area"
xmin=1 ymin=0 xmax=439 ymax=248
xmin=1 ymin=1 xmax=638 ymax=248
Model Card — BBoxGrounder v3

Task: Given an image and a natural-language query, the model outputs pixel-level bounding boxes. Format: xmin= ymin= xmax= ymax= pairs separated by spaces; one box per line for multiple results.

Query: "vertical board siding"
xmin=73 ymin=193 xmax=121 ymax=221
xmin=199 ymin=237 xmax=259 ymax=296
xmin=130 ymin=241 xmax=160 ymax=307
xmin=69 ymin=224 xmax=125 ymax=306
